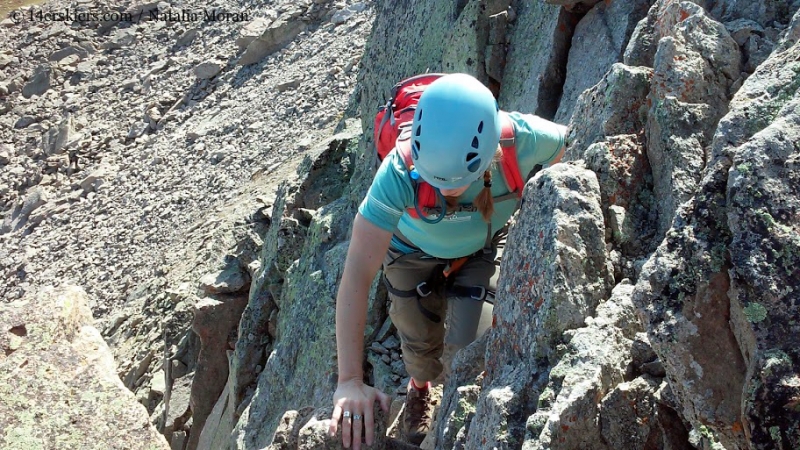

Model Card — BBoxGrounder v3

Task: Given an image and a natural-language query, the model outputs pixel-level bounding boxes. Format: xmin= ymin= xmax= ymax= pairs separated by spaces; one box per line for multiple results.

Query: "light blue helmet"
xmin=410 ymin=73 xmax=501 ymax=190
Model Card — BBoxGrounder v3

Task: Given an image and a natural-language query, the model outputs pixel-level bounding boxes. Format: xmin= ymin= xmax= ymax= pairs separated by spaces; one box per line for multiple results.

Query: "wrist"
xmin=338 ymin=374 xmax=364 ymax=385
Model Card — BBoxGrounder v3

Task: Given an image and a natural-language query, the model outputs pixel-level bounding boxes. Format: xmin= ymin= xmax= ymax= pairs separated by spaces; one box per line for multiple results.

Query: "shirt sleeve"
xmin=358 ymin=152 xmax=414 ymax=232
xmin=508 ymin=112 xmax=567 ymax=176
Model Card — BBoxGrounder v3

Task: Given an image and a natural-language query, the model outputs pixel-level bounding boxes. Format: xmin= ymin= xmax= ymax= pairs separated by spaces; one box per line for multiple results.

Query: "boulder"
xmin=744 ymin=33 xmax=775 ymax=73
xmin=251 ymin=406 xmax=395 ymax=450
xmin=0 ymin=286 xmax=169 ymax=449
xmin=0 ymin=186 xmax=47 ymax=235
xmin=199 ymin=264 xmax=250 ymax=294
xmin=599 ymin=376 xmax=689 ymax=450
xmin=176 ymin=28 xmax=199 ymax=47
xmin=0 ymin=52 xmax=14 ymax=68
xmin=194 ymin=60 xmax=224 ymax=80
xmin=21 ymin=64 xmax=52 ymax=98
xmin=457 ymin=164 xmax=614 ymax=448
xmin=566 ymin=63 xmax=652 ymax=154
xmin=583 ymin=135 xmax=657 ymax=256
xmin=624 ymin=2 xmax=660 ymax=67
xmin=724 ymin=18 xmax=765 ymax=46
xmin=43 ymin=113 xmax=75 ymax=156
xmin=103 ymin=28 xmax=138 ymax=50
xmin=238 ymin=19 xmax=307 ymax=66
xmin=79 ymin=163 xmax=117 ymax=194
xmin=49 ymin=46 xmax=88 ymax=63
xmin=0 ymin=147 xmax=10 ymax=165
xmin=236 ymin=17 xmax=275 ymax=50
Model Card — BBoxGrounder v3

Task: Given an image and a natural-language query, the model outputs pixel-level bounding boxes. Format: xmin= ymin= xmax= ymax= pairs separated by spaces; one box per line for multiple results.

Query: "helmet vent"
xmin=471 ymin=136 xmax=479 ymax=149
xmin=477 ymin=121 xmax=483 ymax=133
xmin=417 ymin=109 xmax=423 ymax=120
xmin=466 ymin=152 xmax=479 ymax=162
xmin=467 ymin=159 xmax=481 ymax=173
xmin=415 ymin=125 xmax=421 ymax=137
xmin=414 ymin=140 xmax=421 ymax=153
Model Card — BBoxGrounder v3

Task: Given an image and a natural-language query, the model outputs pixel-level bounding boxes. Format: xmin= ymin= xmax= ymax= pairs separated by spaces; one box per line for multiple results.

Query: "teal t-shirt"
xmin=358 ymin=111 xmax=566 ymax=259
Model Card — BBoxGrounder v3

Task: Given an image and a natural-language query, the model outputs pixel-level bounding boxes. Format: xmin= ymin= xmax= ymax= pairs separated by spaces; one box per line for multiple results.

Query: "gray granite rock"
xmin=646 ymin=1 xmax=741 ymax=238
xmin=633 ymin=13 xmax=800 ymax=448
xmin=0 ymin=286 xmax=169 ymax=450
xmin=555 ymin=0 xmax=651 ymax=123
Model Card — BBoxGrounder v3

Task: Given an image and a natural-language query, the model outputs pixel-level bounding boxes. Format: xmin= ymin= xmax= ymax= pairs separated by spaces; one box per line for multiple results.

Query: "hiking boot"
xmin=402 ymin=380 xmax=434 ymax=445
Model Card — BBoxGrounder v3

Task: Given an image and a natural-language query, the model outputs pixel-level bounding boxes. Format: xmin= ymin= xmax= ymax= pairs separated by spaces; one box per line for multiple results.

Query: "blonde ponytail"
xmin=474 ymin=170 xmax=494 ymax=223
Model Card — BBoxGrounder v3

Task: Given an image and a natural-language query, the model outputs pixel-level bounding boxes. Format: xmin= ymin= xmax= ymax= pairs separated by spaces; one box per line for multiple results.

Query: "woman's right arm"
xmin=329 ymin=212 xmax=393 ymax=449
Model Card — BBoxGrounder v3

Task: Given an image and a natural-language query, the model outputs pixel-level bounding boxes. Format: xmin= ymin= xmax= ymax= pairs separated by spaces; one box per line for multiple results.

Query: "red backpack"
xmin=373 ymin=73 xmax=524 ymax=219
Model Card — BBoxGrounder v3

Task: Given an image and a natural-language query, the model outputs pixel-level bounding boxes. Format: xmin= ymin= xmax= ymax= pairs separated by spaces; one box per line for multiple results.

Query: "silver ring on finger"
xmin=353 ymin=414 xmax=363 ymax=421
xmin=343 ymin=411 xmax=351 ymax=419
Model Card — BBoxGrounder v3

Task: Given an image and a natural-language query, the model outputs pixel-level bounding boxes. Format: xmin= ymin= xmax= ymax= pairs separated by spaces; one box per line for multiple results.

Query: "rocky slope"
xmin=1 ymin=0 xmax=374 ymax=448
xmin=0 ymin=0 xmax=368 ymax=310
xmin=2 ymin=0 xmax=799 ymax=449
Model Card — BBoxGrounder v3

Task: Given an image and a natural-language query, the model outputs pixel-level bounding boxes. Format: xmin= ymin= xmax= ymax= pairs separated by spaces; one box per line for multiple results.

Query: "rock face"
xmin=500 ymin=1 xmax=574 ymax=118
xmin=231 ymin=126 xmax=368 ymax=448
xmin=461 ymin=165 xmax=615 ymax=448
xmin=634 ymin=13 xmax=800 ymax=448
xmin=0 ymin=286 xmax=169 ymax=450
xmin=646 ymin=1 xmax=741 ymax=237
xmin=554 ymin=0 xmax=652 ymax=123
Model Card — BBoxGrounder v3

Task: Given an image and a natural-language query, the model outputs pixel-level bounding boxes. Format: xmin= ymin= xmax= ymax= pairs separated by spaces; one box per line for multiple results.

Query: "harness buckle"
xmin=470 ymin=286 xmax=486 ymax=300
xmin=416 ymin=282 xmax=432 ymax=298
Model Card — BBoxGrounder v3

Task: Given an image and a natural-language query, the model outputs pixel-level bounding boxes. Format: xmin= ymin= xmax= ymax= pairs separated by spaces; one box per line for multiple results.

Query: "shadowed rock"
xmin=21 ymin=64 xmax=52 ymax=98
xmin=555 ymin=0 xmax=652 ymax=123
xmin=501 ymin=1 xmax=576 ymax=119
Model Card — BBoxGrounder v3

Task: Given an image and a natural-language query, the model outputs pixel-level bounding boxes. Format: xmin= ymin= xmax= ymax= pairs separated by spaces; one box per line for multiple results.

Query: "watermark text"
xmin=9 ymin=8 xmax=250 ymax=25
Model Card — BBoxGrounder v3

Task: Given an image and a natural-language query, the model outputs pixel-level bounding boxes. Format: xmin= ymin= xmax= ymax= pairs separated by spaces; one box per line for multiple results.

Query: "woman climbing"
xmin=328 ymin=73 xmax=567 ymax=449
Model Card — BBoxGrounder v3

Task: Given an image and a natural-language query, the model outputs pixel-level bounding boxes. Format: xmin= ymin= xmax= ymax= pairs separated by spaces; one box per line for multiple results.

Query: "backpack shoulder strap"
xmin=395 ymin=137 xmax=438 ymax=211
xmin=498 ymin=111 xmax=524 ymax=196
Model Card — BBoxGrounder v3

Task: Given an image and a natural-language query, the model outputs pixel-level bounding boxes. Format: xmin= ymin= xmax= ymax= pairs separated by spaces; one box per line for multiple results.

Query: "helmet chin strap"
xmin=414 ymin=184 xmax=447 ymax=224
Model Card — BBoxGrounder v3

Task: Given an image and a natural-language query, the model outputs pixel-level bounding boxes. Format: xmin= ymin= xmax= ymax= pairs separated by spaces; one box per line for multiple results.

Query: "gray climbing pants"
xmin=382 ymin=230 xmax=505 ymax=383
